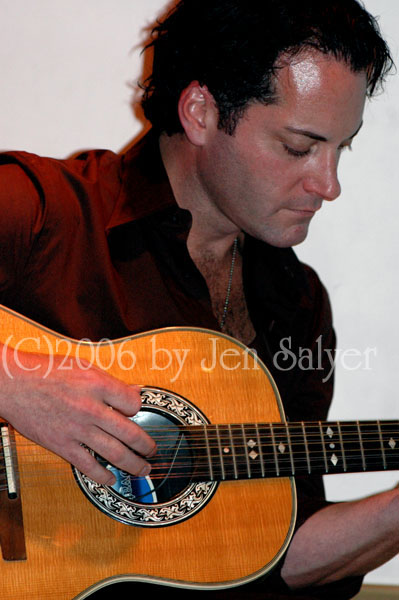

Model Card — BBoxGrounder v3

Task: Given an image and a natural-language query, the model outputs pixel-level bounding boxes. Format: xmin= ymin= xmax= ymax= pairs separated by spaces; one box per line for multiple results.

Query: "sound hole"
xmin=100 ymin=409 xmax=194 ymax=504
xmin=73 ymin=387 xmax=217 ymax=527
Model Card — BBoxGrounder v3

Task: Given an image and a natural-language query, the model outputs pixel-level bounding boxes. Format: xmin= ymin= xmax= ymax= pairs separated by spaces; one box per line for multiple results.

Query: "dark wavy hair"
xmin=141 ymin=0 xmax=393 ymax=135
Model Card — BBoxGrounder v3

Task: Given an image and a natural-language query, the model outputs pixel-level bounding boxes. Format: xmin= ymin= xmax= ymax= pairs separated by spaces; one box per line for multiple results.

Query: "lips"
xmin=289 ymin=207 xmax=319 ymax=216
xmin=289 ymin=202 xmax=322 ymax=216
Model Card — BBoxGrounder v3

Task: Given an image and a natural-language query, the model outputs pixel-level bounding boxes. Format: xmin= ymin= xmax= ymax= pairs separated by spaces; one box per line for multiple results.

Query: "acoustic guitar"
xmin=0 ymin=305 xmax=397 ymax=599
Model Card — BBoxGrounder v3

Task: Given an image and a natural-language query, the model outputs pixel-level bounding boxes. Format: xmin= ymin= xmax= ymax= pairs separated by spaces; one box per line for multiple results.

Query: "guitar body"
xmin=0 ymin=306 xmax=295 ymax=600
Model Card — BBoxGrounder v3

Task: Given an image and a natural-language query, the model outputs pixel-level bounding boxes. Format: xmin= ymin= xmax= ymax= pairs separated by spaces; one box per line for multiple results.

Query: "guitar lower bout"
xmin=0 ymin=307 xmax=296 ymax=599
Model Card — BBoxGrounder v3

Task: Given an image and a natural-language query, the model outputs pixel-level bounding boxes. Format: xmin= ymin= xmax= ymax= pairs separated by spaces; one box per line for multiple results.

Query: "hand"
xmin=0 ymin=345 xmax=156 ymax=484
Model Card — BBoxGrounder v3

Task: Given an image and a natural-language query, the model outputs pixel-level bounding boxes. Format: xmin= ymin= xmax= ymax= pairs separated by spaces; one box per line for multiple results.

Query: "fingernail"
xmin=147 ymin=443 xmax=157 ymax=458
xmin=105 ymin=473 xmax=116 ymax=485
xmin=139 ymin=463 xmax=151 ymax=477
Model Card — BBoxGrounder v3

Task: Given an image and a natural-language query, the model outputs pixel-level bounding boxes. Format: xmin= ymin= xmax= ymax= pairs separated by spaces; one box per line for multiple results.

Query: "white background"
xmin=0 ymin=0 xmax=398 ymax=586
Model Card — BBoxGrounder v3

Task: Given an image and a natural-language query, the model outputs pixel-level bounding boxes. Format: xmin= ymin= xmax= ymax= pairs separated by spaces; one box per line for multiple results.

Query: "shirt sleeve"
xmin=266 ymin=264 xmax=363 ymax=599
xmin=0 ymin=157 xmax=44 ymax=300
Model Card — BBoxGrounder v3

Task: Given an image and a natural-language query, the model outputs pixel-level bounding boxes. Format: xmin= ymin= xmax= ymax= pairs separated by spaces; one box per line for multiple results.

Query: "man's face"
xmin=197 ymin=52 xmax=367 ymax=247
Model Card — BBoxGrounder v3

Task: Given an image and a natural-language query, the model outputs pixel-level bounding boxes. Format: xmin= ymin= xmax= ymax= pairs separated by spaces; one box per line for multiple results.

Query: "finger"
xmin=84 ymin=430 xmax=152 ymax=479
xmin=94 ymin=373 xmax=142 ymax=416
xmin=99 ymin=407 xmax=157 ymax=458
xmin=67 ymin=442 xmax=118 ymax=485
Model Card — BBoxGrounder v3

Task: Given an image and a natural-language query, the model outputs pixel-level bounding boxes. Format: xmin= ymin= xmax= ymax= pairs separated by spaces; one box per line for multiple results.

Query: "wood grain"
xmin=0 ymin=306 xmax=295 ymax=600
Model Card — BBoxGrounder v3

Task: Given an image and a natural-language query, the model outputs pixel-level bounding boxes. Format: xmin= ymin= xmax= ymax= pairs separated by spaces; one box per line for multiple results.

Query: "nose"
xmin=303 ymin=153 xmax=341 ymax=201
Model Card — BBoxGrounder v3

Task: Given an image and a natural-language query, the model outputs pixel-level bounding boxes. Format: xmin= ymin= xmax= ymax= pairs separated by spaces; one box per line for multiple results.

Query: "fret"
xmin=186 ymin=426 xmax=213 ymax=482
xmin=271 ymin=424 xmax=292 ymax=476
xmin=337 ymin=422 xmax=347 ymax=472
xmin=379 ymin=421 xmax=398 ymax=470
xmin=241 ymin=425 xmax=264 ymax=479
xmin=253 ymin=424 xmax=278 ymax=477
xmin=230 ymin=424 xmax=249 ymax=478
xmin=227 ymin=424 xmax=238 ymax=479
xmin=215 ymin=424 xmax=225 ymax=480
xmin=301 ymin=422 xmax=327 ymax=474
xmin=214 ymin=425 xmax=238 ymax=480
xmin=269 ymin=423 xmax=279 ymax=476
xmin=329 ymin=422 xmax=386 ymax=473
xmin=336 ymin=422 xmax=362 ymax=472
xmin=255 ymin=424 xmax=265 ymax=478
xmin=285 ymin=423 xmax=309 ymax=475
xmin=209 ymin=425 xmax=227 ymax=480
xmin=301 ymin=422 xmax=311 ymax=474
xmin=190 ymin=420 xmax=398 ymax=483
xmin=203 ymin=425 xmax=214 ymax=480
xmin=358 ymin=422 xmax=385 ymax=472
xmin=377 ymin=420 xmax=387 ymax=470
xmin=322 ymin=423 xmax=345 ymax=472
xmin=241 ymin=424 xmax=251 ymax=478
xmin=319 ymin=421 xmax=329 ymax=473
xmin=356 ymin=421 xmax=366 ymax=471
xmin=285 ymin=424 xmax=295 ymax=475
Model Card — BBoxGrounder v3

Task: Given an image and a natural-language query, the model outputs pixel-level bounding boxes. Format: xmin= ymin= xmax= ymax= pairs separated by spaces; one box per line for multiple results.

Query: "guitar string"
xmin=1 ymin=439 xmax=395 ymax=465
xmin=1 ymin=445 xmax=394 ymax=465
xmin=0 ymin=451 xmax=392 ymax=478
xmin=0 ymin=448 xmax=394 ymax=477
xmin=3 ymin=440 xmax=398 ymax=469
xmin=1 ymin=442 xmax=399 ymax=471
xmin=0 ymin=448 xmax=392 ymax=469
xmin=4 ymin=435 xmax=399 ymax=455
xmin=3 ymin=429 xmax=399 ymax=455
xmin=6 ymin=421 xmax=399 ymax=442
xmin=0 ymin=423 xmax=396 ymax=483
xmin=0 ymin=457 xmax=394 ymax=493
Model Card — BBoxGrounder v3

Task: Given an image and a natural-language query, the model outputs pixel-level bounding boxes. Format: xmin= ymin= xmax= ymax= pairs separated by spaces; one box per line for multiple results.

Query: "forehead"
xmin=269 ymin=51 xmax=367 ymax=134
xmin=276 ymin=50 xmax=367 ymax=101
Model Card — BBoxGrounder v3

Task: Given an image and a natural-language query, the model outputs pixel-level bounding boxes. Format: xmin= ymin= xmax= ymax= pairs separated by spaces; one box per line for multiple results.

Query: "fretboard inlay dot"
xmin=330 ymin=454 xmax=338 ymax=466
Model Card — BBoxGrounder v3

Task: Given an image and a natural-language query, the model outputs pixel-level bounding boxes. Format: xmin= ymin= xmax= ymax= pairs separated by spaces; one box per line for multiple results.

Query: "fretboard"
xmin=184 ymin=421 xmax=399 ymax=482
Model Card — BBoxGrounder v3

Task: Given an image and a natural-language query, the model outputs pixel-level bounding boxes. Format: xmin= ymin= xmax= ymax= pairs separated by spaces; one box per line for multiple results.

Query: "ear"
xmin=177 ymin=81 xmax=218 ymax=146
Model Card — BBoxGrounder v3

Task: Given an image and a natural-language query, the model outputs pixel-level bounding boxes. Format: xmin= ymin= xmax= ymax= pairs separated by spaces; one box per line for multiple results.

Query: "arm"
xmin=0 ymin=160 xmax=155 ymax=483
xmin=282 ymin=486 xmax=399 ymax=588
xmin=279 ymin=265 xmax=398 ymax=590
xmin=0 ymin=341 xmax=156 ymax=484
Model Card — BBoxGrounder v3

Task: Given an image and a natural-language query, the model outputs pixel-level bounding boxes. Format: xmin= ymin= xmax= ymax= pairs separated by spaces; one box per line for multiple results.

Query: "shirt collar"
xmin=105 ymin=129 xmax=309 ymax=312
xmin=106 ymin=129 xmax=178 ymax=231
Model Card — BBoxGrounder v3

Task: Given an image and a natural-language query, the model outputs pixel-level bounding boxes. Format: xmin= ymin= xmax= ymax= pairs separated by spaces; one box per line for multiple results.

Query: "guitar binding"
xmin=73 ymin=386 xmax=218 ymax=528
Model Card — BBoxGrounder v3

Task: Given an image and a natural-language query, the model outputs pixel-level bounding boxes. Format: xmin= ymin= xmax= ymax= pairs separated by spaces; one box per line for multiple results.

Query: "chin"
xmin=280 ymin=224 xmax=310 ymax=247
xmin=255 ymin=227 xmax=309 ymax=248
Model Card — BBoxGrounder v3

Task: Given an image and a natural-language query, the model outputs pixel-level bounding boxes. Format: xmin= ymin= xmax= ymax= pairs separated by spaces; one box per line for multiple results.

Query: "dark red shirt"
xmin=0 ymin=132 xmax=363 ymax=599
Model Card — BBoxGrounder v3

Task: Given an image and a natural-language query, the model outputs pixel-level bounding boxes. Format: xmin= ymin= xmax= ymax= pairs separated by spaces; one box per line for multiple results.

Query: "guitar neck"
xmin=183 ymin=420 xmax=399 ymax=481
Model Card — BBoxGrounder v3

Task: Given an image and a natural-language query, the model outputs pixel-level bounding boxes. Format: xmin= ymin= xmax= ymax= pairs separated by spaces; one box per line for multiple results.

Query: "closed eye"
xmin=283 ymin=142 xmax=353 ymax=158
xmin=283 ymin=144 xmax=311 ymax=158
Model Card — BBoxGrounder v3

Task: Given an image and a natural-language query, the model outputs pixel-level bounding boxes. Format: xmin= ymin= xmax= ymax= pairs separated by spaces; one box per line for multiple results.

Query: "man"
xmin=0 ymin=1 xmax=396 ymax=599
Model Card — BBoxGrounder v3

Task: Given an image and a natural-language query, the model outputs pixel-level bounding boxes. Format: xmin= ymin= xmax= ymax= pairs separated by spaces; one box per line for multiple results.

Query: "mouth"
xmin=289 ymin=207 xmax=320 ymax=217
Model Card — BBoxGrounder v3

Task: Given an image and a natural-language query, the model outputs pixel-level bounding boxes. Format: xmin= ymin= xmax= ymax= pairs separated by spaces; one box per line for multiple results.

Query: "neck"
xmin=150 ymin=419 xmax=399 ymax=483
xmin=159 ymin=134 xmax=241 ymax=261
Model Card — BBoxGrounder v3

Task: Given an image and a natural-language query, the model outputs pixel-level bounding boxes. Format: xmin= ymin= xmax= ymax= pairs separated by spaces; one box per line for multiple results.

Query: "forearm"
xmin=0 ymin=341 xmax=155 ymax=483
xmin=281 ymin=487 xmax=399 ymax=589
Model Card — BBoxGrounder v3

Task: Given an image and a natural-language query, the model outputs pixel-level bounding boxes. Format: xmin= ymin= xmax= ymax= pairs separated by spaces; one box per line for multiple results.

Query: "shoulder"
xmin=0 ymin=149 xmax=122 ymax=228
xmin=253 ymin=240 xmax=331 ymax=313
xmin=268 ymin=243 xmax=331 ymax=316
xmin=0 ymin=149 xmax=123 ymax=293
xmin=299 ymin=261 xmax=333 ymax=323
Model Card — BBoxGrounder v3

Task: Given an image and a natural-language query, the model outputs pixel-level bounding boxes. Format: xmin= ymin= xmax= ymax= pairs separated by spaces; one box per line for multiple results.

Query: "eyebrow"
xmin=285 ymin=121 xmax=364 ymax=143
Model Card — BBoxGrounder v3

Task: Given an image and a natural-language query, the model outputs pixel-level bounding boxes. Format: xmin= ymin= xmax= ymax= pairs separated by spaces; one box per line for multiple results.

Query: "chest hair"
xmin=193 ymin=251 xmax=256 ymax=345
